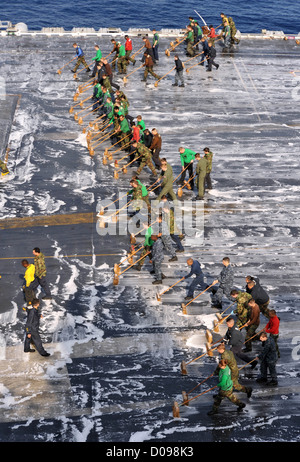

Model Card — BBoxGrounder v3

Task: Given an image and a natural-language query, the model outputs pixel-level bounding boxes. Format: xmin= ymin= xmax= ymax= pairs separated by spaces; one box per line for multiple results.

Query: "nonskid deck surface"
xmin=0 ymin=34 xmax=299 ymax=442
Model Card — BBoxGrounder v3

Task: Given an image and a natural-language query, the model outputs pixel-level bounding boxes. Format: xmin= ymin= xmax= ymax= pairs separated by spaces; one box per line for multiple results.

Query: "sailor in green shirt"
xmin=152 ymin=29 xmax=159 ymax=61
xmin=207 ymin=359 xmax=246 ymax=415
xmin=91 ymin=45 xmax=102 ymax=77
xmin=133 ymin=221 xmax=154 ymax=271
xmin=178 ymin=147 xmax=196 ymax=189
xmin=186 ymin=25 xmax=195 ymax=57
xmin=116 ymin=115 xmax=131 ymax=150
xmin=117 ymin=43 xmax=127 ymax=74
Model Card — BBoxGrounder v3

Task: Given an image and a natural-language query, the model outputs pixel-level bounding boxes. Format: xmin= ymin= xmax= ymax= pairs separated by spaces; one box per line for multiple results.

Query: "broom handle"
xmin=169 ymin=35 xmax=187 ymax=51
xmin=185 ymin=282 xmax=216 ymax=308
xmin=187 ymin=373 xmax=214 ymax=395
xmin=115 ymin=149 xmax=137 ymax=165
xmin=155 ymin=65 xmax=176 ymax=85
xmin=186 ymin=57 xmax=207 ymax=72
xmin=117 ymin=152 xmax=141 ymax=171
xmin=57 ymin=56 xmax=76 ymax=72
xmin=125 ymin=64 xmax=144 ymax=79
xmin=180 ymin=385 xmax=218 ymax=407
xmin=238 ymin=358 xmax=258 ymax=371
xmin=119 ymin=244 xmax=144 ymax=266
xmin=158 ymin=277 xmax=185 ymax=298
xmin=118 ymin=251 xmax=150 ymax=276
xmin=172 ymin=163 xmax=192 ymax=184
xmin=131 ymin=45 xmax=145 ymax=59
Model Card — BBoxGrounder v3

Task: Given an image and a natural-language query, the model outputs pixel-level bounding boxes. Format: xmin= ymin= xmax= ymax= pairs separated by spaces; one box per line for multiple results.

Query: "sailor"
xmin=223 ymin=20 xmax=231 ymax=49
xmin=211 ymin=257 xmax=234 ymax=309
xmin=230 ymin=289 xmax=253 ymax=328
xmin=207 ymin=25 xmax=218 ymax=46
xmin=183 ymin=258 xmax=206 ymax=301
xmin=155 ymin=214 xmax=178 ymax=262
xmin=142 ymin=36 xmax=156 ymax=63
xmin=161 ymin=198 xmax=184 ymax=252
xmin=157 ymin=159 xmax=177 ymax=202
xmin=172 ymin=55 xmax=185 ymax=87
xmin=207 ymin=359 xmax=246 ymax=415
xmin=129 ymin=178 xmax=151 ymax=214
xmin=194 ymin=152 xmax=207 ymax=200
xmin=245 ymin=276 xmax=270 ymax=319
xmin=224 ymin=317 xmax=258 ymax=368
xmin=133 ymin=221 xmax=154 ymax=271
xmin=264 ymin=309 xmax=280 ymax=358
xmin=124 ymin=35 xmax=136 ymax=66
xmin=72 ymin=43 xmax=91 ymax=73
xmin=243 ymin=298 xmax=261 ymax=352
xmin=22 ymin=259 xmax=39 ymax=306
xmin=149 ymin=128 xmax=162 ymax=169
xmin=178 ymin=147 xmax=196 ymax=189
xmin=91 ymin=44 xmax=102 ymax=77
xmin=132 ymin=141 xmax=158 ymax=177
xmin=110 ymin=39 xmax=121 ymax=71
xmin=151 ymin=235 xmax=165 ymax=284
xmin=203 ymin=147 xmax=213 ymax=190
xmin=152 ymin=29 xmax=160 ymax=61
xmin=200 ymin=37 xmax=209 ymax=65
xmin=255 ymin=332 xmax=278 ymax=386
xmin=32 ymin=247 xmax=52 ymax=300
xmin=214 ymin=343 xmax=253 ymax=398
xmin=0 ymin=159 xmax=9 ymax=176
xmin=117 ymin=42 xmax=127 ymax=75
xmin=141 ymin=52 xmax=161 ymax=82
xmin=186 ymin=25 xmax=195 ymax=57
xmin=206 ymin=41 xmax=219 ymax=72
xmin=228 ymin=16 xmax=240 ymax=44
xmin=24 ymin=298 xmax=50 ymax=356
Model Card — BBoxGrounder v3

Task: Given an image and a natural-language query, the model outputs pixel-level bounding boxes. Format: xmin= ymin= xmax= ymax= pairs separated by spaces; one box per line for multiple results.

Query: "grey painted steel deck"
xmin=0 ymin=34 xmax=299 ymax=442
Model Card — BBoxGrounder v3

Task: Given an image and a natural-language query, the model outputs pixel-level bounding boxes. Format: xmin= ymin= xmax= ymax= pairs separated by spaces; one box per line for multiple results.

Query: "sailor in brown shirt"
xmin=150 ymin=128 xmax=162 ymax=168
xmin=243 ymin=298 xmax=260 ymax=352
xmin=141 ymin=52 xmax=161 ymax=82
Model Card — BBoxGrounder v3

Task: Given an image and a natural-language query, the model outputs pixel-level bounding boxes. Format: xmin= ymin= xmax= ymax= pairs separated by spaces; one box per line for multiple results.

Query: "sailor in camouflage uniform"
xmin=215 ymin=343 xmax=252 ymax=397
xmin=129 ymin=179 xmax=151 ymax=214
xmin=151 ymin=235 xmax=165 ymax=284
xmin=132 ymin=141 xmax=158 ymax=177
xmin=230 ymin=289 xmax=252 ymax=328
xmin=212 ymin=257 xmax=234 ymax=309
xmin=153 ymin=214 xmax=178 ymax=262
xmin=228 ymin=16 xmax=240 ymax=44
xmin=208 ymin=359 xmax=246 ymax=415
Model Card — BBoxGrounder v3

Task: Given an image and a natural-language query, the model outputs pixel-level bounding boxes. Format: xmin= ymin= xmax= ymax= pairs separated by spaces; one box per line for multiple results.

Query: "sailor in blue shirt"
xmin=72 ymin=42 xmax=91 ymax=73
xmin=184 ymin=258 xmax=206 ymax=300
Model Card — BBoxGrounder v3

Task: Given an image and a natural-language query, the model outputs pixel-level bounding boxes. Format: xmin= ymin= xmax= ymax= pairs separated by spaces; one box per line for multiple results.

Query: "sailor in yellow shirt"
xmin=22 ymin=259 xmax=38 ymax=305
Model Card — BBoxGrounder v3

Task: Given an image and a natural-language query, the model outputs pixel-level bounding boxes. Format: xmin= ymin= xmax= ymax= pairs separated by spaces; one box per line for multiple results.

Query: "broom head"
xmin=130 ymin=233 xmax=136 ymax=245
xmin=180 ymin=360 xmax=187 ymax=375
xmin=206 ymin=342 xmax=213 ymax=356
xmin=182 ymin=391 xmax=189 ymax=406
xmin=177 ymin=188 xmax=183 ymax=198
xmin=114 ymin=170 xmax=119 ymax=179
xmin=156 ymin=292 xmax=161 ymax=302
xmin=206 ymin=329 xmax=213 ymax=344
xmin=113 ymin=275 xmax=119 ymax=286
xmin=172 ymin=401 xmax=180 ymax=418
xmin=114 ymin=264 xmax=121 ymax=276
xmin=122 ymin=166 xmax=127 ymax=174
xmin=102 ymin=155 xmax=107 ymax=165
